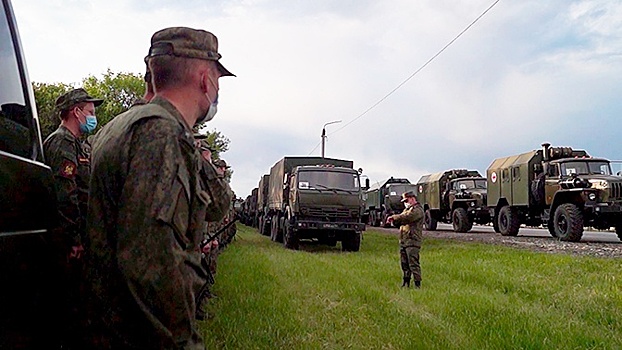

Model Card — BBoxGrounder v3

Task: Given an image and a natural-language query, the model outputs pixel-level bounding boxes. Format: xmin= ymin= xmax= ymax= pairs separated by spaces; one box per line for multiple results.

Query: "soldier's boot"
xmin=401 ymin=277 xmax=411 ymax=288
xmin=414 ymin=280 xmax=421 ymax=289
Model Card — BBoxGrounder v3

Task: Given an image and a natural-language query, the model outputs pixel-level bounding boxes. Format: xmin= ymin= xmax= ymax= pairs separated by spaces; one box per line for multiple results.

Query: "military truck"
xmin=1 ymin=0 xmax=66 ymax=346
xmin=240 ymin=189 xmax=258 ymax=226
xmin=363 ymin=177 xmax=417 ymax=227
xmin=416 ymin=169 xmax=490 ymax=233
xmin=487 ymin=143 xmax=622 ymax=242
xmin=266 ymin=156 xmax=366 ymax=251
xmin=256 ymin=174 xmax=271 ymax=235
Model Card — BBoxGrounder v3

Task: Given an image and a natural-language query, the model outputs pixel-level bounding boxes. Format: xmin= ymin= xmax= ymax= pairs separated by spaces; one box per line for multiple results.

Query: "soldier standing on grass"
xmin=43 ymin=88 xmax=103 ymax=349
xmin=82 ymin=27 xmax=234 ymax=348
xmin=387 ymin=191 xmax=424 ymax=289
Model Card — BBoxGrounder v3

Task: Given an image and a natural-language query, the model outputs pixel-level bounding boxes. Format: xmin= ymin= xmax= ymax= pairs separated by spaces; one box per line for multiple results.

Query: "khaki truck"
xmin=363 ymin=177 xmax=417 ymax=227
xmin=487 ymin=143 xmax=622 ymax=241
xmin=266 ymin=156 xmax=366 ymax=251
xmin=257 ymin=174 xmax=271 ymax=235
xmin=416 ymin=169 xmax=490 ymax=233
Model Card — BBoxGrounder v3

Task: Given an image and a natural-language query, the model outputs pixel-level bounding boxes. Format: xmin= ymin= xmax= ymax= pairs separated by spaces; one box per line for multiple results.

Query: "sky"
xmin=12 ymin=0 xmax=622 ymax=197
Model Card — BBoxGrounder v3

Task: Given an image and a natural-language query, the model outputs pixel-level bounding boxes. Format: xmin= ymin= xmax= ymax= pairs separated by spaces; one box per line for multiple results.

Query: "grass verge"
xmin=201 ymin=225 xmax=621 ymax=349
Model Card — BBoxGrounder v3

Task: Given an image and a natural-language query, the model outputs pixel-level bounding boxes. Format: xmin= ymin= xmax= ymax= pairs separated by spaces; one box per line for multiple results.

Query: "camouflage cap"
xmin=213 ymin=159 xmax=229 ymax=168
xmin=146 ymin=27 xmax=235 ymax=77
xmin=400 ymin=191 xmax=418 ymax=202
xmin=55 ymin=88 xmax=104 ymax=111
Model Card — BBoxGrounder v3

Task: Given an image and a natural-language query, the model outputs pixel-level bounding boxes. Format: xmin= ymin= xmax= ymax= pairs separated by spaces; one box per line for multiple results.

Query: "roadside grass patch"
xmin=201 ymin=226 xmax=621 ymax=349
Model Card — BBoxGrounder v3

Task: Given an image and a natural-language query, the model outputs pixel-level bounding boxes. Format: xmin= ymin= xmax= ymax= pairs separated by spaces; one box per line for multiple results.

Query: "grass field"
xmin=200 ymin=225 xmax=622 ymax=349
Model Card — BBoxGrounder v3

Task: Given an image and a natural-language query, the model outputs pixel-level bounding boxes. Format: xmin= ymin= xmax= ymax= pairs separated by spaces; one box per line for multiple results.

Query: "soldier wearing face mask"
xmin=83 ymin=27 xmax=234 ymax=348
xmin=43 ymin=87 xmax=103 ymax=349
xmin=386 ymin=191 xmax=424 ymax=289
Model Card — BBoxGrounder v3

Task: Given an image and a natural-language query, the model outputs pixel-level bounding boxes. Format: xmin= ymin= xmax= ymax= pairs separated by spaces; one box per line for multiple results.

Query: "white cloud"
xmin=12 ymin=0 xmax=622 ymax=197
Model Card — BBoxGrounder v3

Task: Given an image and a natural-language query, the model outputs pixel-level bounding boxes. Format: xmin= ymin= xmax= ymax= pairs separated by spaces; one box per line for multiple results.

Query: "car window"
xmin=0 ymin=3 xmax=32 ymax=158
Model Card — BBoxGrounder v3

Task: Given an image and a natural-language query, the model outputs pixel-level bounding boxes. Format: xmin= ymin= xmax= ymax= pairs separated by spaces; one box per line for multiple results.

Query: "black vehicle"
xmin=1 ymin=0 xmax=64 ymax=347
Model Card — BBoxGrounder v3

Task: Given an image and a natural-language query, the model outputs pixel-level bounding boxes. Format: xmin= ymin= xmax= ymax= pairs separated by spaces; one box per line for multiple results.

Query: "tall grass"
xmin=200 ymin=226 xmax=622 ymax=349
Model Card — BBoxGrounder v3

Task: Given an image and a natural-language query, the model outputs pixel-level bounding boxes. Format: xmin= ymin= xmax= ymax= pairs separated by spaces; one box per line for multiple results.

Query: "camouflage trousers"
xmin=400 ymin=246 xmax=421 ymax=281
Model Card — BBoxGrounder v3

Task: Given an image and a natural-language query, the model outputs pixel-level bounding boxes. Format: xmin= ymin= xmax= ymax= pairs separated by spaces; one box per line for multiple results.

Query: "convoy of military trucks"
xmin=240 ymin=143 xmax=622 ymax=244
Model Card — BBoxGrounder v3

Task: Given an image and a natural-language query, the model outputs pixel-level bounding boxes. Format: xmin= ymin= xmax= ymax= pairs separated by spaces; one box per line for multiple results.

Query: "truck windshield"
xmin=454 ymin=179 xmax=487 ymax=190
xmin=560 ymin=161 xmax=612 ymax=176
xmin=386 ymin=185 xmax=416 ymax=196
xmin=298 ymin=171 xmax=360 ymax=191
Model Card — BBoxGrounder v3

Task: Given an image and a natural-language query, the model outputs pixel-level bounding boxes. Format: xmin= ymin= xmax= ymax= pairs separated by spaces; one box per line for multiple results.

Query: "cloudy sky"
xmin=12 ymin=0 xmax=622 ymax=197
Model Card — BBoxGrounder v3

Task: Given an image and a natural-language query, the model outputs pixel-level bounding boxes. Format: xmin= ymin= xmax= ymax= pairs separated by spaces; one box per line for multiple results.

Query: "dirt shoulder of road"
xmin=371 ymin=226 xmax=622 ymax=259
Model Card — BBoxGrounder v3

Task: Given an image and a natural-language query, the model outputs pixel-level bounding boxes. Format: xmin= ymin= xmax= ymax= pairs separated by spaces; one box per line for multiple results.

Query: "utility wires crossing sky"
xmin=308 ymin=0 xmax=501 ymax=155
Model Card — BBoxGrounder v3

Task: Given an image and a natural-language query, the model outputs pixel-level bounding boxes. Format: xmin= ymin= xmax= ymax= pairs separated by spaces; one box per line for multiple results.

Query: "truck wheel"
xmin=547 ymin=219 xmax=556 ymax=237
xmin=373 ymin=212 xmax=380 ymax=227
xmin=258 ymin=217 xmax=264 ymax=235
xmin=424 ymin=210 xmax=437 ymax=231
xmin=270 ymin=216 xmax=277 ymax=242
xmin=616 ymin=225 xmax=622 ymax=242
xmin=498 ymin=206 xmax=520 ymax=236
xmin=342 ymin=231 xmax=361 ymax=252
xmin=553 ymin=204 xmax=583 ymax=242
xmin=452 ymin=208 xmax=471 ymax=233
xmin=492 ymin=212 xmax=500 ymax=233
xmin=283 ymin=224 xmax=299 ymax=250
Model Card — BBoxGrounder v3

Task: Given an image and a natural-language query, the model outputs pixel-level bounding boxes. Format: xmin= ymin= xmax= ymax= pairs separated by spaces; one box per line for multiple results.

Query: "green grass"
xmin=200 ymin=226 xmax=622 ymax=349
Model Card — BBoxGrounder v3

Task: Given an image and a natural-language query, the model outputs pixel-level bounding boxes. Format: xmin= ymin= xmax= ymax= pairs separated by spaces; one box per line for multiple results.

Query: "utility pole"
xmin=321 ymin=120 xmax=341 ymax=158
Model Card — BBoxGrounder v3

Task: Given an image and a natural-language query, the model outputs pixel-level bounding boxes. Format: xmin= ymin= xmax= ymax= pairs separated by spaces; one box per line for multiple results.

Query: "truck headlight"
xmin=588 ymin=193 xmax=596 ymax=201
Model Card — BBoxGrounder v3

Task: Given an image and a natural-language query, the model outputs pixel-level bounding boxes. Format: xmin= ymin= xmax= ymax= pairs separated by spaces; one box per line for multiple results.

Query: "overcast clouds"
xmin=12 ymin=0 xmax=622 ymax=197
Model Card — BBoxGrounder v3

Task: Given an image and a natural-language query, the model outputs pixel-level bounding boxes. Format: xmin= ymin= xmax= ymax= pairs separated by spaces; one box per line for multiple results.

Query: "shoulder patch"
xmin=59 ymin=160 xmax=77 ymax=179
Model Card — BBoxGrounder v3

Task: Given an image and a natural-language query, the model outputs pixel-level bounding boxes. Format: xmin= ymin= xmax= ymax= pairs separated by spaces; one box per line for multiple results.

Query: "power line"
xmin=327 ymin=0 xmax=501 ymax=137
xmin=308 ymin=140 xmax=322 ymax=155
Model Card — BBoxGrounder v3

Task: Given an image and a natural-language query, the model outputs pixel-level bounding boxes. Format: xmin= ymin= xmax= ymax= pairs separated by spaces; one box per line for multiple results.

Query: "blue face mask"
xmin=79 ymin=115 xmax=98 ymax=134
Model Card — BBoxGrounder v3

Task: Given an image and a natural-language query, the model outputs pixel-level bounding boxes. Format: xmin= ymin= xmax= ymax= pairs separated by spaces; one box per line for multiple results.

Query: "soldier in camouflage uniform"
xmin=43 ymin=88 xmax=103 ymax=349
xmin=387 ymin=191 xmax=424 ymax=289
xmin=195 ymin=150 xmax=234 ymax=319
xmin=44 ymin=88 xmax=103 ymax=257
xmin=82 ymin=27 xmax=234 ymax=349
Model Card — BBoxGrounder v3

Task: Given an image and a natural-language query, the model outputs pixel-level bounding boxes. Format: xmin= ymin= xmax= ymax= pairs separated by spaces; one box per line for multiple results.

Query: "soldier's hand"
xmin=69 ymin=244 xmax=84 ymax=260
xmin=201 ymin=239 xmax=219 ymax=254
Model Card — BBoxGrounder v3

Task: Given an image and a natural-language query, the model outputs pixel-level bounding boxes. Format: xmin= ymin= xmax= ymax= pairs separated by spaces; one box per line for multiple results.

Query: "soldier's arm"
xmin=201 ymin=160 xmax=233 ymax=222
xmin=44 ymin=140 xmax=82 ymax=246
xmin=391 ymin=209 xmax=418 ymax=226
xmin=116 ymin=119 xmax=201 ymax=347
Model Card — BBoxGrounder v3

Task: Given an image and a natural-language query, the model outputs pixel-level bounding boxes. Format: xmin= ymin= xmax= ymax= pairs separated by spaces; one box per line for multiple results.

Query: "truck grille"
xmin=610 ymin=182 xmax=622 ymax=200
xmin=307 ymin=207 xmax=352 ymax=218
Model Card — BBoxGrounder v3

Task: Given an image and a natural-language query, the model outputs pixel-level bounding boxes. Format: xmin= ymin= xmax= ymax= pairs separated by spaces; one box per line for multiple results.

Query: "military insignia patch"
xmin=60 ymin=160 xmax=77 ymax=179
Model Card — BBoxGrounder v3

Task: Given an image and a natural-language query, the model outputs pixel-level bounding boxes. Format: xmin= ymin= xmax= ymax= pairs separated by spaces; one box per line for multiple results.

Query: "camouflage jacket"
xmin=390 ymin=203 xmax=424 ymax=248
xmin=43 ymin=125 xmax=89 ymax=246
xmin=84 ymin=97 xmax=207 ymax=349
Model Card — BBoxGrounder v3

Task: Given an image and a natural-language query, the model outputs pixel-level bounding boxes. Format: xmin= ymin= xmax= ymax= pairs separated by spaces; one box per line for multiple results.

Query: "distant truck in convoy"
xmin=363 ymin=177 xmax=417 ymax=227
xmin=487 ymin=143 xmax=622 ymax=241
xmin=266 ymin=156 xmax=367 ymax=251
xmin=256 ymin=174 xmax=270 ymax=235
xmin=416 ymin=169 xmax=490 ymax=233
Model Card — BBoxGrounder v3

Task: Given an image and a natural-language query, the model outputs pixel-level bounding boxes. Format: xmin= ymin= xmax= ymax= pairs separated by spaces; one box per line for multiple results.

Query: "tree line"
xmin=32 ymin=69 xmax=230 ymax=160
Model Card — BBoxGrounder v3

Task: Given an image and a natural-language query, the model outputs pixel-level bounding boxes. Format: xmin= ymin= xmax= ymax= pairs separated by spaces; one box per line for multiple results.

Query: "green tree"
xmin=32 ymin=70 xmax=232 ymax=170
xmin=32 ymin=81 xmax=73 ymax=139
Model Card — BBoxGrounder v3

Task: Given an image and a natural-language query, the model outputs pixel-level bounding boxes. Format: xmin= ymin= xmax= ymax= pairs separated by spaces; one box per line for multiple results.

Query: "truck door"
xmin=500 ymin=168 xmax=513 ymax=205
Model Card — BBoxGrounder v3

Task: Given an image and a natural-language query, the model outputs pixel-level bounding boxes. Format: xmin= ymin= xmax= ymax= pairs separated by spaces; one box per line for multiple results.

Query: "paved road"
xmin=377 ymin=223 xmax=622 ymax=244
